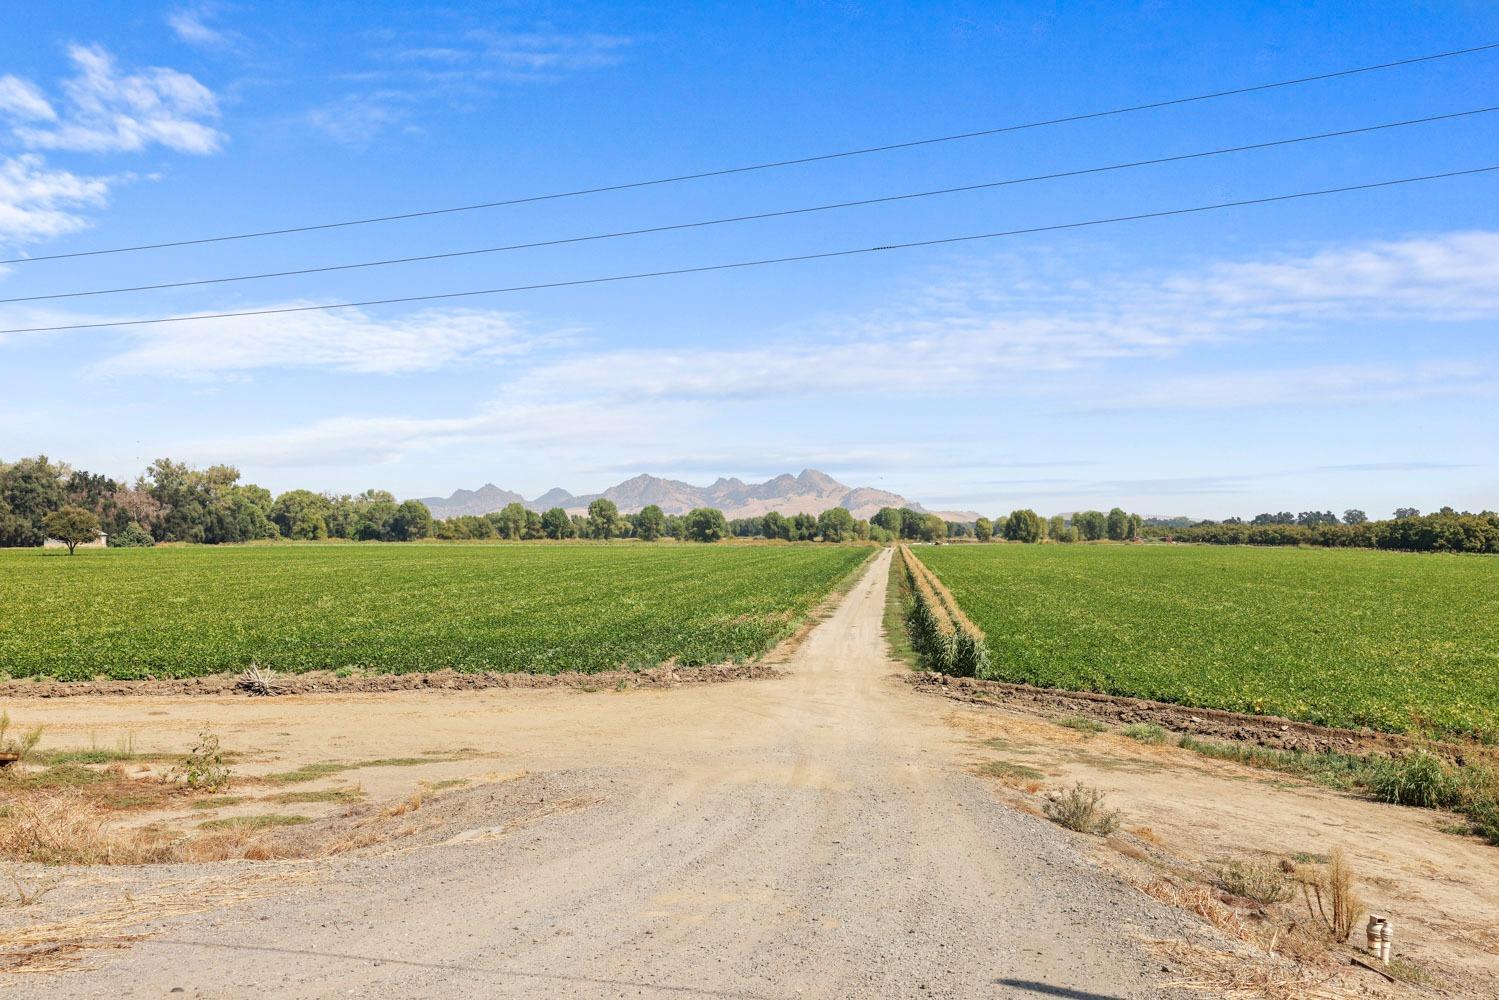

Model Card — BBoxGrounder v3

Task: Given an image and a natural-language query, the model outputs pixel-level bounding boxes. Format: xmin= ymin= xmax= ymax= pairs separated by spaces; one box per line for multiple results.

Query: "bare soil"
xmin=912 ymin=672 xmax=1450 ymax=757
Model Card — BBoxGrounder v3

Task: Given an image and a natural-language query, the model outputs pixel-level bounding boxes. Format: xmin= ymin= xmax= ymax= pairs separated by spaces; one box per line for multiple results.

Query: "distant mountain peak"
xmin=415 ymin=470 xmax=978 ymax=522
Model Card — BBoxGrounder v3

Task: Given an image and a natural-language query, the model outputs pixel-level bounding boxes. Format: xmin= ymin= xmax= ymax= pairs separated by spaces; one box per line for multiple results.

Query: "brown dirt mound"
xmin=908 ymin=671 xmax=1425 ymax=756
xmin=0 ymin=663 xmax=780 ymax=700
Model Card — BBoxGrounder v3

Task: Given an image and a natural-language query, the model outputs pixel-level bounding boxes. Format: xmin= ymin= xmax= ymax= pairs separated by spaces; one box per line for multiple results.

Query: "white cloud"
xmin=0 ymin=76 xmax=55 ymax=121
xmin=0 ymin=154 xmax=116 ymax=245
xmin=305 ymin=91 xmax=414 ymax=145
xmin=167 ymin=5 xmax=231 ymax=47
xmin=98 ymin=306 xmax=560 ymax=377
xmin=6 ymin=44 xmax=223 ymax=155
xmin=462 ymin=29 xmax=632 ymax=77
xmin=1080 ymin=362 xmax=1498 ymax=412
xmin=177 ymin=397 xmax=677 ymax=469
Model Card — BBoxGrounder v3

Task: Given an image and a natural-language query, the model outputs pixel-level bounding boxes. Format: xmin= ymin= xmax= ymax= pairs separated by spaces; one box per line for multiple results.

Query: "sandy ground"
xmin=3 ymin=548 xmax=1494 ymax=997
xmin=3 ymin=548 xmax=1202 ymax=999
xmin=935 ymin=706 xmax=1499 ymax=992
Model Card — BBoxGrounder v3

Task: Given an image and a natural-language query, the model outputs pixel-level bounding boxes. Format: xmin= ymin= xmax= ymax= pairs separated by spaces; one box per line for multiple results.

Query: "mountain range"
xmin=415 ymin=469 xmax=980 ymax=522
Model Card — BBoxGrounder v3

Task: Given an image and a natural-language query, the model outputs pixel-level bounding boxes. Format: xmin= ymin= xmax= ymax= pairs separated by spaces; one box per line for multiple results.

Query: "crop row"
xmin=0 ymin=543 xmax=872 ymax=680
xmin=912 ymin=543 xmax=1499 ymax=740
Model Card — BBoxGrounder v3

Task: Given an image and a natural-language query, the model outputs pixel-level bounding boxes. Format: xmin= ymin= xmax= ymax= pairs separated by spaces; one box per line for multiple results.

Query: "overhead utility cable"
xmin=2 ymin=164 xmax=1493 ymax=336
xmin=1 ymin=41 xmax=1495 ymax=266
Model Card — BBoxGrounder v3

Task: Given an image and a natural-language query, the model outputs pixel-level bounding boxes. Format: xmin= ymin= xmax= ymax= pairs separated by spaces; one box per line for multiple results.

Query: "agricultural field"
xmin=913 ymin=544 xmax=1499 ymax=741
xmin=0 ymin=543 xmax=871 ymax=680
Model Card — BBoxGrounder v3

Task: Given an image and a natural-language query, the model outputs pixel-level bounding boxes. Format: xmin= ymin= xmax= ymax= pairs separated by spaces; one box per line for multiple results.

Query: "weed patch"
xmin=1122 ymin=723 xmax=1167 ymax=744
xmin=1042 ymin=782 xmax=1121 ymax=835
xmin=198 ymin=814 xmax=308 ymax=832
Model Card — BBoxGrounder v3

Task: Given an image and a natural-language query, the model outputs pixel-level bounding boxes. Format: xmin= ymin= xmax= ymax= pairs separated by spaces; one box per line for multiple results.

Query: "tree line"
xmin=1150 ymin=508 xmax=1499 ymax=554
xmin=0 ymin=456 xmax=432 ymax=549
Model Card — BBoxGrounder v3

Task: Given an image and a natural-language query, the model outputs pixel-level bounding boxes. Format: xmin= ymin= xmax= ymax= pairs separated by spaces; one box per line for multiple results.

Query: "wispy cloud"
xmin=0 ymin=154 xmax=119 ymax=245
xmin=97 ymin=306 xmax=563 ymax=378
xmin=0 ymin=76 xmax=55 ymax=122
xmin=304 ymin=91 xmax=416 ymax=145
xmin=1081 ymin=362 xmax=1497 ymax=413
xmin=167 ymin=5 xmax=235 ymax=48
xmin=309 ymin=25 xmax=632 ymax=142
xmin=4 ymin=44 xmax=223 ymax=155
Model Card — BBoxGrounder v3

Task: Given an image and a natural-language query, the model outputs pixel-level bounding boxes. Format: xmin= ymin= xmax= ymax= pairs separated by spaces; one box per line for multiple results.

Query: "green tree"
xmin=918 ymin=513 xmax=947 ymax=542
xmin=1074 ymin=510 xmax=1107 ymax=541
xmin=351 ymin=490 xmax=399 ymax=541
xmin=683 ymin=507 xmax=729 ymax=542
xmin=817 ymin=506 xmax=856 ymax=542
xmin=1106 ymin=507 xmax=1130 ymax=541
xmin=1004 ymin=509 xmax=1045 ymax=543
xmin=899 ymin=508 xmax=925 ymax=540
xmin=0 ymin=455 xmax=68 ymax=547
xmin=523 ymin=509 xmax=544 ymax=540
xmin=1343 ymin=509 xmax=1368 ymax=525
xmin=637 ymin=504 xmax=666 ymax=541
xmin=1048 ymin=514 xmax=1073 ymax=542
xmin=871 ymin=507 xmax=904 ymax=536
xmin=389 ymin=500 xmax=434 ymax=541
xmin=271 ymin=490 xmax=333 ymax=541
xmin=493 ymin=501 xmax=528 ymax=540
xmin=1128 ymin=513 xmax=1143 ymax=540
xmin=790 ymin=512 xmax=818 ymax=541
xmin=541 ymin=507 xmax=573 ymax=539
xmin=43 ymin=505 xmax=101 ymax=554
xmin=587 ymin=498 xmax=622 ymax=539
xmin=761 ymin=511 xmax=790 ymax=540
xmin=974 ymin=516 xmax=993 ymax=542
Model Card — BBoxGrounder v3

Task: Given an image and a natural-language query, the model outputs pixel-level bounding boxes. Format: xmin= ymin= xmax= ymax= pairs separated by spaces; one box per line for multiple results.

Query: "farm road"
xmin=16 ymin=549 xmax=1190 ymax=999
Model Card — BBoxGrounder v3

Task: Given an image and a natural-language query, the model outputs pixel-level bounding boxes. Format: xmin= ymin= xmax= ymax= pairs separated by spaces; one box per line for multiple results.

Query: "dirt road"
xmin=9 ymin=549 xmax=1190 ymax=999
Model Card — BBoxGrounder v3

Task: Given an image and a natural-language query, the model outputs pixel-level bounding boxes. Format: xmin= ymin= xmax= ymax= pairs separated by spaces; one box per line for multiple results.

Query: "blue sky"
xmin=1 ymin=1 xmax=1496 ymax=519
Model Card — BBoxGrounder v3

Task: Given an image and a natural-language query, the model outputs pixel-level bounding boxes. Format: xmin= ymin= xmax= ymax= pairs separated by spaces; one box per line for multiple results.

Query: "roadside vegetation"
xmin=0 ymin=544 xmax=870 ymax=680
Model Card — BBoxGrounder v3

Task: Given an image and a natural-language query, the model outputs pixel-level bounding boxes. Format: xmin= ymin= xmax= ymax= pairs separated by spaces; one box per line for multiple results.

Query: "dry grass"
xmin=4 ymin=866 xmax=61 ymax=907
xmin=0 ymin=870 xmax=318 ymax=973
xmin=1147 ymin=938 xmax=1352 ymax=1000
xmin=1296 ymin=848 xmax=1364 ymax=944
xmin=1214 ymin=858 xmax=1293 ymax=905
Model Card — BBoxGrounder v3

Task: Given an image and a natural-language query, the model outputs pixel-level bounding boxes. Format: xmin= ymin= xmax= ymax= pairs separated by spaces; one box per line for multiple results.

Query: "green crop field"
xmin=913 ymin=544 xmax=1499 ymax=741
xmin=0 ymin=543 xmax=871 ymax=680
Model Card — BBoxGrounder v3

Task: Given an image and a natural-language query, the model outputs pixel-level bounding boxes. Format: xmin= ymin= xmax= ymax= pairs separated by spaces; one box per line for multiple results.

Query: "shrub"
xmin=1042 ymin=782 xmax=1121 ymax=835
xmin=1122 ymin=723 xmax=1167 ymax=744
xmin=171 ymin=727 xmax=231 ymax=792
xmin=1214 ymin=858 xmax=1292 ymax=904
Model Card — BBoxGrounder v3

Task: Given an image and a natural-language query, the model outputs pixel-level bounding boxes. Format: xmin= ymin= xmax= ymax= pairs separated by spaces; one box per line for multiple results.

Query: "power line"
xmin=6 ymin=106 xmax=1492 ymax=306
xmin=2 ymin=41 xmax=1496 ymax=268
xmin=4 ymin=164 xmax=1493 ymax=336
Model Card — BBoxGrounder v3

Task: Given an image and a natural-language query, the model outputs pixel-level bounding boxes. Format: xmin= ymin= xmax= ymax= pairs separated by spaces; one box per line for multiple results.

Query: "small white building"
xmin=43 ymin=532 xmax=107 ymax=549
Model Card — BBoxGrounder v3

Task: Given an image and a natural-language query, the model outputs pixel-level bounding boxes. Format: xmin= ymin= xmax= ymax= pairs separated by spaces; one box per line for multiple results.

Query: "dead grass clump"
xmin=382 ymin=792 xmax=425 ymax=818
xmin=1148 ymin=939 xmax=1346 ymax=1000
xmin=1042 ymin=782 xmax=1121 ymax=835
xmin=1214 ymin=858 xmax=1293 ymax=905
xmin=0 ymin=791 xmax=174 ymax=865
xmin=5 ymin=866 xmax=62 ymax=907
xmin=0 ymin=712 xmax=43 ymax=765
xmin=1295 ymin=848 xmax=1363 ymax=944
